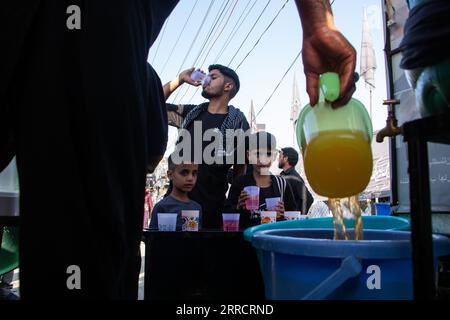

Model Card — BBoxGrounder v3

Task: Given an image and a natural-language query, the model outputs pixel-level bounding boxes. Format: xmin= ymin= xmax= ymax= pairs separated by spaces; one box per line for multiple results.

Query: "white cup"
xmin=260 ymin=211 xmax=277 ymax=224
xmin=284 ymin=211 xmax=303 ymax=220
xmin=157 ymin=213 xmax=177 ymax=231
xmin=265 ymin=197 xmax=281 ymax=211
xmin=182 ymin=210 xmax=200 ymax=231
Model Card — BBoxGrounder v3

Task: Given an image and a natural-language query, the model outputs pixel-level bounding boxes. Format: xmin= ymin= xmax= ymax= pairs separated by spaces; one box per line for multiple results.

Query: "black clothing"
xmin=185 ymin=111 xmax=228 ymax=157
xmin=167 ymin=103 xmax=250 ymax=229
xmin=400 ymin=0 xmax=450 ymax=69
xmin=280 ymin=167 xmax=314 ymax=215
xmin=0 ymin=0 xmax=178 ymax=299
xmin=224 ymin=173 xmax=298 ymax=229
xmin=280 ymin=166 xmax=302 ymax=180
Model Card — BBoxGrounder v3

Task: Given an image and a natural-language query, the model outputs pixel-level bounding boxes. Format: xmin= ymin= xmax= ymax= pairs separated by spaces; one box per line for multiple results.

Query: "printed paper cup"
xmin=182 ymin=210 xmax=200 ymax=231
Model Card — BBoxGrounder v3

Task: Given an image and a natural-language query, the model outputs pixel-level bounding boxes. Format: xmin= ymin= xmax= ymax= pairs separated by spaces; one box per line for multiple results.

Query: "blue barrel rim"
xmin=251 ymin=229 xmax=450 ymax=260
xmin=243 ymin=216 xmax=411 ymax=242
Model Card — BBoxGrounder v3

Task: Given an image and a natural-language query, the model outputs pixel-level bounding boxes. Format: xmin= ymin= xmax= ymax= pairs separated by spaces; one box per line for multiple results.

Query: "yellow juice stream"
xmin=304 ymin=130 xmax=373 ymax=199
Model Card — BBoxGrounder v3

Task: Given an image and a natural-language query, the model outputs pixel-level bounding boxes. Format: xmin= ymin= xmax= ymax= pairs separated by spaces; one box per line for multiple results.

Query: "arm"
xmin=232 ymin=117 xmax=250 ymax=180
xmin=283 ymin=181 xmax=299 ymax=212
xmin=304 ymin=184 xmax=314 ymax=214
xmin=224 ymin=178 xmax=248 ymax=213
xmin=294 ymin=0 xmax=356 ymax=108
xmin=147 ymin=64 xmax=168 ymax=172
xmin=164 ymin=68 xmax=203 ymax=128
xmin=163 ymin=67 xmax=202 ymax=100
xmin=149 ymin=203 xmax=161 ymax=229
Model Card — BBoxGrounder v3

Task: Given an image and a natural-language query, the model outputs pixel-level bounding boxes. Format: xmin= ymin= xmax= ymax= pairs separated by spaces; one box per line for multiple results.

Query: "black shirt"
xmin=224 ymin=173 xmax=298 ymax=228
xmin=280 ymin=167 xmax=314 ymax=214
xmin=186 ymin=111 xmax=229 ymax=228
xmin=186 ymin=111 xmax=228 ymax=158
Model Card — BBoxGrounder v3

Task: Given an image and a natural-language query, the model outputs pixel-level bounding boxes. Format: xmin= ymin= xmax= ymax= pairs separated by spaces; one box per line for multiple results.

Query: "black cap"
xmin=208 ymin=64 xmax=240 ymax=93
xmin=281 ymin=147 xmax=299 ymax=166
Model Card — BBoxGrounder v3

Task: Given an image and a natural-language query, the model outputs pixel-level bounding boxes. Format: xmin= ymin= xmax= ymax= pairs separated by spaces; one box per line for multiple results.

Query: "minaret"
xmin=290 ymin=74 xmax=301 ymax=146
xmin=361 ymin=7 xmax=377 ymax=119
xmin=248 ymin=100 xmax=257 ymax=133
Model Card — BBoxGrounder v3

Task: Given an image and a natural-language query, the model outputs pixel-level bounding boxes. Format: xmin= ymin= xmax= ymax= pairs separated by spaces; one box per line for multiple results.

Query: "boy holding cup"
xmin=149 ymin=154 xmax=202 ymax=231
xmin=224 ymin=132 xmax=298 ymax=228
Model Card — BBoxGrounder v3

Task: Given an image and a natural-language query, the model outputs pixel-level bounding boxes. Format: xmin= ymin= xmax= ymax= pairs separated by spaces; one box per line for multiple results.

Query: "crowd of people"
xmin=149 ymin=65 xmax=314 ymax=230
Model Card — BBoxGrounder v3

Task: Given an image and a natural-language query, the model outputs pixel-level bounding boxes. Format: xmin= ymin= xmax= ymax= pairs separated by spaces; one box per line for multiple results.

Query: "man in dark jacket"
xmin=278 ymin=147 xmax=314 ymax=214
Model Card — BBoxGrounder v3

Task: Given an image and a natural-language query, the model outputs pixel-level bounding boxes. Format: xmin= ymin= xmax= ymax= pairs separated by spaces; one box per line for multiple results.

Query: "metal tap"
xmin=376 ymin=99 xmax=403 ymax=143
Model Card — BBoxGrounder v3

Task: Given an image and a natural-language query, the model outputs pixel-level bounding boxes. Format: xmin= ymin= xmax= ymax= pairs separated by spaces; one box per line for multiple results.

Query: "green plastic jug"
xmin=296 ymin=73 xmax=373 ymax=198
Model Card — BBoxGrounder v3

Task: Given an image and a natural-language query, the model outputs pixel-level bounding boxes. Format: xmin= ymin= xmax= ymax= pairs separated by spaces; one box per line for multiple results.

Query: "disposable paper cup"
xmin=244 ymin=186 xmax=260 ymax=210
xmin=222 ymin=213 xmax=240 ymax=232
xmin=284 ymin=211 xmax=303 ymax=220
xmin=260 ymin=211 xmax=277 ymax=224
xmin=265 ymin=197 xmax=281 ymax=211
xmin=182 ymin=210 xmax=200 ymax=231
xmin=158 ymin=213 xmax=177 ymax=231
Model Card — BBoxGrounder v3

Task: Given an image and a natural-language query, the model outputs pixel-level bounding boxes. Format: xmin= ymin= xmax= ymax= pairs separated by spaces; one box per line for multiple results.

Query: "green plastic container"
xmin=295 ymin=73 xmax=373 ymax=154
xmin=295 ymin=73 xmax=374 ymax=198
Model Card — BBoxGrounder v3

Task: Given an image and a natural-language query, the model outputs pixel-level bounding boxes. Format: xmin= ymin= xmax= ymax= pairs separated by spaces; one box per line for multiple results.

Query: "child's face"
xmin=248 ymin=148 xmax=276 ymax=170
xmin=168 ymin=163 xmax=199 ymax=193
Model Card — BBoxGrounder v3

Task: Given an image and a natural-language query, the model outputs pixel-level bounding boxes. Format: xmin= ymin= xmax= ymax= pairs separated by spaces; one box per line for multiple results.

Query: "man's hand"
xmin=163 ymin=67 xmax=202 ymax=100
xmin=237 ymin=190 xmax=250 ymax=210
xmin=295 ymin=0 xmax=357 ymax=108
xmin=275 ymin=201 xmax=285 ymax=220
xmin=179 ymin=67 xmax=203 ymax=87
xmin=302 ymin=26 xmax=356 ymax=108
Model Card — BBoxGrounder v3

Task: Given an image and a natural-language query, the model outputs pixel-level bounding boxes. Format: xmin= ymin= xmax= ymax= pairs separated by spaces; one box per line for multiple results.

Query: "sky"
xmin=148 ymin=0 xmax=387 ymax=156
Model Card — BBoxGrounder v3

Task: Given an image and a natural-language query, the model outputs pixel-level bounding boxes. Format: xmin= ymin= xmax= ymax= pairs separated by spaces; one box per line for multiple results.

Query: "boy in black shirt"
xmin=225 ymin=132 xmax=298 ymax=228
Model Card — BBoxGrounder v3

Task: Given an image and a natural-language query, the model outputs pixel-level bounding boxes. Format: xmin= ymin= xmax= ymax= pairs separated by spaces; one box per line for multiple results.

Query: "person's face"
xmin=201 ymin=69 xmax=232 ymax=99
xmin=248 ymin=148 xmax=276 ymax=171
xmin=277 ymin=151 xmax=288 ymax=169
xmin=168 ymin=163 xmax=199 ymax=193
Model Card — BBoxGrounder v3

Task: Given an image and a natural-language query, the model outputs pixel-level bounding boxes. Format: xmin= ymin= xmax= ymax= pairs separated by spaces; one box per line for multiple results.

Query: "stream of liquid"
xmin=328 ymin=196 xmax=363 ymax=240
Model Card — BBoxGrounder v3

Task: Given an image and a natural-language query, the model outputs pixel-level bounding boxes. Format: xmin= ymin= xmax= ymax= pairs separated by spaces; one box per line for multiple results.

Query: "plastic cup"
xmin=260 ymin=211 xmax=277 ymax=224
xmin=222 ymin=213 xmax=240 ymax=232
xmin=284 ymin=211 xmax=303 ymax=220
xmin=244 ymin=186 xmax=260 ymax=211
xmin=191 ymin=68 xmax=211 ymax=88
xmin=157 ymin=213 xmax=177 ymax=231
xmin=182 ymin=210 xmax=200 ymax=231
xmin=265 ymin=197 xmax=281 ymax=211
xmin=191 ymin=69 xmax=206 ymax=82
xmin=296 ymin=72 xmax=374 ymax=198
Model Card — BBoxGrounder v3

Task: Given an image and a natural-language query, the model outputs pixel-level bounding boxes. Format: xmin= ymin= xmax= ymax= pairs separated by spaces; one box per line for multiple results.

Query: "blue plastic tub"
xmin=375 ymin=203 xmax=391 ymax=216
xmin=250 ymin=229 xmax=450 ymax=300
xmin=244 ymin=216 xmax=410 ymax=242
